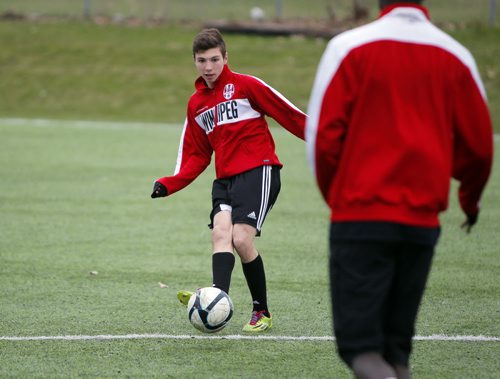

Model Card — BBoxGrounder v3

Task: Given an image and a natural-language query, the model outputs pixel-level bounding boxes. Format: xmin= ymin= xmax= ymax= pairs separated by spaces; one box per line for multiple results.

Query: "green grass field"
xmin=5 ymin=0 xmax=352 ymax=20
xmin=0 ymin=8 xmax=499 ymax=377
xmin=0 ymin=118 xmax=499 ymax=377
xmin=0 ymin=18 xmax=499 ymax=131
xmin=1 ymin=0 xmax=498 ymax=24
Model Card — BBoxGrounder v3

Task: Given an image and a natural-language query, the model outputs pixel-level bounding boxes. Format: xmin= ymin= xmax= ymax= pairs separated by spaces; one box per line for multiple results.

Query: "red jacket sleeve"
xmin=156 ymin=116 xmax=213 ymax=196
xmin=244 ymin=76 xmax=306 ymax=140
xmin=307 ymin=58 xmax=354 ymax=202
xmin=451 ymin=64 xmax=493 ymax=216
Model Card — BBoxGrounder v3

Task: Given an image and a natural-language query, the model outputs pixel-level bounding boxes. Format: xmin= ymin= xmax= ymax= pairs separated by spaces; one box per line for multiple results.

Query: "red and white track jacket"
xmin=306 ymin=4 xmax=493 ymax=227
xmin=157 ymin=65 xmax=306 ymax=195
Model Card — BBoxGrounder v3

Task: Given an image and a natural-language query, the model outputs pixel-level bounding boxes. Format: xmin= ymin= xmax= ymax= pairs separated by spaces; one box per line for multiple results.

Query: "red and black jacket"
xmin=157 ymin=65 xmax=306 ymax=195
xmin=306 ymin=4 xmax=493 ymax=227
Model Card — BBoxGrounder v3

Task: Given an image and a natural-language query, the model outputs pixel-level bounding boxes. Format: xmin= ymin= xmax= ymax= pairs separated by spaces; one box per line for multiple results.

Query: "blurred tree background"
xmin=0 ymin=0 xmax=498 ymax=129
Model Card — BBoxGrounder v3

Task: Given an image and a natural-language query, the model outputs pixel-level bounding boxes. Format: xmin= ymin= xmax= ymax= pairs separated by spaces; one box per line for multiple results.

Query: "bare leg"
xmin=212 ymin=211 xmax=233 ymax=253
xmin=232 ymin=223 xmax=258 ymax=263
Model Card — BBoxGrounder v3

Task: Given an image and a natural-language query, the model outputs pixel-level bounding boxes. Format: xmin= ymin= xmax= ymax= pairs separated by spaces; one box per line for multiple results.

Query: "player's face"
xmin=194 ymin=47 xmax=227 ymax=88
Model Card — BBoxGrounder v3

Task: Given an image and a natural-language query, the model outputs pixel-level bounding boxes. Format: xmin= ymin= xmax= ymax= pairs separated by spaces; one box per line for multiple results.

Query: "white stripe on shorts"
xmin=257 ymin=166 xmax=272 ymax=231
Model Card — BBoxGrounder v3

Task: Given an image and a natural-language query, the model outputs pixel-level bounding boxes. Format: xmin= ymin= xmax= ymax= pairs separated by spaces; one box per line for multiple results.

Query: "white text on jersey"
xmin=195 ymin=98 xmax=261 ymax=134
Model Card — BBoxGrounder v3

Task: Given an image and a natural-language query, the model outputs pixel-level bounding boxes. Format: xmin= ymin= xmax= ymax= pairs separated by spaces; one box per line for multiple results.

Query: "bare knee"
xmin=232 ymin=224 xmax=258 ymax=263
xmin=213 ymin=223 xmax=231 ymax=244
xmin=232 ymin=232 xmax=250 ymax=252
xmin=212 ymin=212 xmax=233 ymax=252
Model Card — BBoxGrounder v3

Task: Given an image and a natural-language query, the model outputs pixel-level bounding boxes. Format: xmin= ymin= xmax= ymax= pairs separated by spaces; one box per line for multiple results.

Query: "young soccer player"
xmin=151 ymin=28 xmax=306 ymax=332
xmin=306 ymin=0 xmax=493 ymax=377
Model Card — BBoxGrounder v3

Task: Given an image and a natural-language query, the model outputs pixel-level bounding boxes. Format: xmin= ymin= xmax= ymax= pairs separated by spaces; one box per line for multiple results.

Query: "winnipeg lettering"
xmin=217 ymin=100 xmax=239 ymax=122
xmin=199 ymin=109 xmax=215 ymax=133
xmin=196 ymin=100 xmax=239 ymax=134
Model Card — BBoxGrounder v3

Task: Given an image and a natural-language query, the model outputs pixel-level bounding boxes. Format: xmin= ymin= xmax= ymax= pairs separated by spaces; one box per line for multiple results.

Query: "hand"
xmin=151 ymin=181 xmax=168 ymax=198
xmin=460 ymin=212 xmax=478 ymax=233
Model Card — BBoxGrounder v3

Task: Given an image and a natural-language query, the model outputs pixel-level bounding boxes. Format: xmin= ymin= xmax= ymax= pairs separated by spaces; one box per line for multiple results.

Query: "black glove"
xmin=460 ymin=212 xmax=478 ymax=234
xmin=151 ymin=181 xmax=168 ymax=198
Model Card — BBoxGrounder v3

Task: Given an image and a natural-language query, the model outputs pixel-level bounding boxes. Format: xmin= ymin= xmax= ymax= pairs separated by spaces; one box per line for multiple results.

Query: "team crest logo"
xmin=223 ymin=83 xmax=235 ymax=100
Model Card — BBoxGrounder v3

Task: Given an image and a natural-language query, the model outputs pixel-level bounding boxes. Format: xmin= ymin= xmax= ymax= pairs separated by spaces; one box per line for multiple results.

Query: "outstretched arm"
xmin=151 ymin=117 xmax=213 ymax=198
xmin=245 ymin=76 xmax=306 ymax=140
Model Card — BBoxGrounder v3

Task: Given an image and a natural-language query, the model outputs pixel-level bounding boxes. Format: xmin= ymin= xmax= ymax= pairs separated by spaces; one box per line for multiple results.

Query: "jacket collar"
xmin=379 ymin=3 xmax=430 ymax=20
xmin=195 ymin=64 xmax=232 ymax=91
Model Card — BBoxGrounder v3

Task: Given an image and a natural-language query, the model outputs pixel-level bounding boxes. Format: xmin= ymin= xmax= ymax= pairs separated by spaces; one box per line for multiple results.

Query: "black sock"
xmin=212 ymin=252 xmax=235 ymax=294
xmin=242 ymin=254 xmax=269 ymax=317
xmin=351 ymin=353 xmax=396 ymax=379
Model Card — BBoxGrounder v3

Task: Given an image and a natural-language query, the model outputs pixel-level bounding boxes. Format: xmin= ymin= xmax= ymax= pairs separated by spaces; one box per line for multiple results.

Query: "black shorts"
xmin=329 ymin=233 xmax=435 ymax=367
xmin=209 ymin=165 xmax=281 ymax=236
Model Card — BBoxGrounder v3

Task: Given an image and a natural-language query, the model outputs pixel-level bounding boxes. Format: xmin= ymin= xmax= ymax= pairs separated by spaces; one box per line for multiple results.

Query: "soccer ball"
xmin=250 ymin=7 xmax=265 ymax=22
xmin=187 ymin=287 xmax=233 ymax=333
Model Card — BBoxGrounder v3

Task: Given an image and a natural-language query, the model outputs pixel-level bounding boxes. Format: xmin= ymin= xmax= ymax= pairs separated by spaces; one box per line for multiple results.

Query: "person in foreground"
xmin=306 ymin=0 xmax=493 ymax=377
xmin=151 ymin=28 xmax=306 ymax=332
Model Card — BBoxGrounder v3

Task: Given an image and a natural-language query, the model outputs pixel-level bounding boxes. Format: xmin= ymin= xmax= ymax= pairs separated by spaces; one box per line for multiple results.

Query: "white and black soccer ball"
xmin=187 ymin=287 xmax=233 ymax=333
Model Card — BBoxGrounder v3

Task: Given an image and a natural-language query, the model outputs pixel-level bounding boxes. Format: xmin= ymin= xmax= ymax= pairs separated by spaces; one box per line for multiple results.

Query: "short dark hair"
xmin=192 ymin=28 xmax=226 ymax=57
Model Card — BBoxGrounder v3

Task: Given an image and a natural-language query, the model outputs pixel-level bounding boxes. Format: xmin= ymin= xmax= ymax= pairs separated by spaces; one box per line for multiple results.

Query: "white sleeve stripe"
xmin=328 ymin=8 xmax=486 ymax=99
xmin=236 ymin=72 xmax=306 ymax=115
xmin=306 ymin=40 xmax=344 ymax=175
xmin=306 ymin=7 xmax=488 ymax=175
xmin=173 ymin=118 xmax=188 ymax=175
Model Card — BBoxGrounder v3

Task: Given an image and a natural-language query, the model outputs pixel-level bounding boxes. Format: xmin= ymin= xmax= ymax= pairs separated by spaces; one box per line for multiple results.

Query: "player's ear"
xmin=223 ymin=51 xmax=228 ymax=64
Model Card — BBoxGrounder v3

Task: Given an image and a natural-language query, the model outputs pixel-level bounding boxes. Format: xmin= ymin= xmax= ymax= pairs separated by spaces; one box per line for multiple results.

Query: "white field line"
xmin=0 ymin=117 xmax=180 ymax=130
xmin=1 ymin=118 xmax=499 ymax=141
xmin=0 ymin=333 xmax=498 ymax=342
xmin=1 ymin=117 xmax=498 ymax=344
